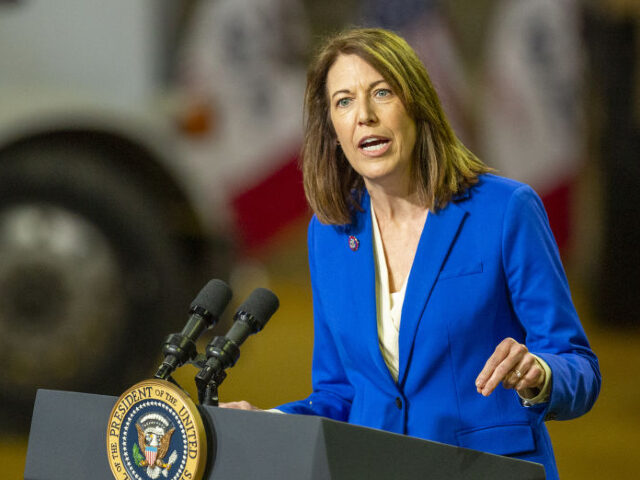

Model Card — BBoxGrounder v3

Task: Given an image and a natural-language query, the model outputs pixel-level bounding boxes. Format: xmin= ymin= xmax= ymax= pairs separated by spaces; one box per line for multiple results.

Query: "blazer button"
xmin=395 ymin=397 xmax=402 ymax=409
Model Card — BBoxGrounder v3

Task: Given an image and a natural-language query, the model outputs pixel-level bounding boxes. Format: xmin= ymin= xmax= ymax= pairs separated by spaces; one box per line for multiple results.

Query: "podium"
xmin=24 ymin=389 xmax=545 ymax=479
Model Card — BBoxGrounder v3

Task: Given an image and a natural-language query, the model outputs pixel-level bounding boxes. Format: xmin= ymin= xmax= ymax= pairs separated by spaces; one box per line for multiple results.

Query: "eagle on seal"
xmin=136 ymin=422 xmax=175 ymax=469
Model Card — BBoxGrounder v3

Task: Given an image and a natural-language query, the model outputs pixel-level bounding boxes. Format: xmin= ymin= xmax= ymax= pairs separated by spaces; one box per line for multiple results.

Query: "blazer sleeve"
xmin=502 ymin=185 xmax=601 ymax=421
xmin=275 ymin=217 xmax=354 ymax=420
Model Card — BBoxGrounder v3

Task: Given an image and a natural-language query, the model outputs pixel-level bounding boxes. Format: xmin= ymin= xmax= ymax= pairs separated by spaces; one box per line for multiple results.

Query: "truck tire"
xmin=0 ymin=139 xmax=193 ymax=430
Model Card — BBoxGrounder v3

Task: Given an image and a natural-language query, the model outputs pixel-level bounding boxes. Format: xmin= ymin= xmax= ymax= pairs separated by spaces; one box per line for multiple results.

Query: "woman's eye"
xmin=336 ymin=97 xmax=351 ymax=108
xmin=375 ymin=88 xmax=392 ymax=98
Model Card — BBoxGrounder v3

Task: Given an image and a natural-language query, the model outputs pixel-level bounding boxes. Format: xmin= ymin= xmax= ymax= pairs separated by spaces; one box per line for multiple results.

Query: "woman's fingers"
xmin=502 ymin=354 xmax=535 ymax=389
xmin=218 ymin=400 xmax=260 ymax=411
xmin=514 ymin=358 xmax=546 ymax=398
xmin=476 ymin=338 xmax=529 ymax=396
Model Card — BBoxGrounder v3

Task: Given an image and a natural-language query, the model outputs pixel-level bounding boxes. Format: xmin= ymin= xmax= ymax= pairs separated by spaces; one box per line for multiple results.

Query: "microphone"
xmin=195 ymin=288 xmax=279 ymax=387
xmin=155 ymin=279 xmax=232 ymax=380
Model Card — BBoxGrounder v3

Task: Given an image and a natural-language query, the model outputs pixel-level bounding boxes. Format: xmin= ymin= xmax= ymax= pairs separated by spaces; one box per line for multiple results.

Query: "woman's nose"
xmin=357 ymin=99 xmax=377 ymax=125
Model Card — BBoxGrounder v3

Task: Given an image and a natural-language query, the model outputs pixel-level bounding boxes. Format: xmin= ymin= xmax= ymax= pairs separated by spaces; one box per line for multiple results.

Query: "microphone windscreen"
xmin=191 ymin=279 xmax=233 ymax=316
xmin=238 ymin=288 xmax=279 ymax=330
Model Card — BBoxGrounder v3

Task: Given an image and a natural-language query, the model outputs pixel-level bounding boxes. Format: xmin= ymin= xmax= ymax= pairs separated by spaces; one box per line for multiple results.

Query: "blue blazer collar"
xmin=397 ymin=200 xmax=468 ymax=385
xmin=343 ymin=193 xmax=395 ymax=382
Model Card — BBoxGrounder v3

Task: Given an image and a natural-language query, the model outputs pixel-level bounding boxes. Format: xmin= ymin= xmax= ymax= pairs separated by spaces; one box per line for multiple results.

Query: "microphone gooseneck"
xmin=155 ymin=279 xmax=232 ymax=380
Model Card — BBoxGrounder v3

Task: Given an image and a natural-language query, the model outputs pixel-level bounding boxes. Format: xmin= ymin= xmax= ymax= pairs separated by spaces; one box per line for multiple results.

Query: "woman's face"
xmin=326 ymin=54 xmax=417 ymax=192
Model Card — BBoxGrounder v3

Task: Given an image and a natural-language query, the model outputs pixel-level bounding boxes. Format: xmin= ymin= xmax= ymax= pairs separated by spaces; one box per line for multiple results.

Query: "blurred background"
xmin=1 ymin=0 xmax=638 ymax=478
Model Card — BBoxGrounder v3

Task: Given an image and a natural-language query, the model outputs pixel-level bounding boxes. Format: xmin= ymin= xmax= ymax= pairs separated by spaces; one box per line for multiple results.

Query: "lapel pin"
xmin=348 ymin=235 xmax=359 ymax=251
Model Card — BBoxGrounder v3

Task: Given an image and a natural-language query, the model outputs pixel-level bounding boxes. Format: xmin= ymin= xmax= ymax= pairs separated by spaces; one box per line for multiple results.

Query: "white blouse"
xmin=371 ymin=202 xmax=411 ymax=382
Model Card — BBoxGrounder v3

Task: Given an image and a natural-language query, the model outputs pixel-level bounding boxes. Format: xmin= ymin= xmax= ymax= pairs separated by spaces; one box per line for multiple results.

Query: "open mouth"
xmin=358 ymin=136 xmax=390 ymax=152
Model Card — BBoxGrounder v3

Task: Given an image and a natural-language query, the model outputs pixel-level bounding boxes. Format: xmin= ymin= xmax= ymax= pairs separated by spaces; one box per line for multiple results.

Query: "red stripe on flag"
xmin=230 ymin=154 xmax=308 ymax=251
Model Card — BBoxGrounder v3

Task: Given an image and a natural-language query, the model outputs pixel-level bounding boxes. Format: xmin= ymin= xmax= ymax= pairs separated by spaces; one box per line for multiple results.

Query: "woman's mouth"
xmin=358 ymin=136 xmax=391 ymax=155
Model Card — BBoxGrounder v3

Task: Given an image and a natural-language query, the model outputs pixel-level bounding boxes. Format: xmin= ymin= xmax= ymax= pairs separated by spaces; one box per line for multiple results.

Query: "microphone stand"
xmin=192 ymin=333 xmax=240 ymax=406
xmin=154 ymin=331 xmax=232 ymax=406
xmin=156 ymin=287 xmax=278 ymax=407
xmin=195 ymin=366 xmax=227 ymax=406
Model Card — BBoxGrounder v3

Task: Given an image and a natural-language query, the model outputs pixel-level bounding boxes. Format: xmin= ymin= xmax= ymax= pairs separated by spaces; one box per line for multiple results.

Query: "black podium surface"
xmin=24 ymin=389 xmax=545 ymax=479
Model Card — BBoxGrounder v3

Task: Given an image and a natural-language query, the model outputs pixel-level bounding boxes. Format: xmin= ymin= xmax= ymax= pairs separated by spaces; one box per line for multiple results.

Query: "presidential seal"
xmin=107 ymin=379 xmax=207 ymax=480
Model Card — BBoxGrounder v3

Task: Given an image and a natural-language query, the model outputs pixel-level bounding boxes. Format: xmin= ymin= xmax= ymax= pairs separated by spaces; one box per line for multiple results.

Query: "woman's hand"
xmin=218 ymin=401 xmax=261 ymax=411
xmin=475 ymin=337 xmax=546 ymax=399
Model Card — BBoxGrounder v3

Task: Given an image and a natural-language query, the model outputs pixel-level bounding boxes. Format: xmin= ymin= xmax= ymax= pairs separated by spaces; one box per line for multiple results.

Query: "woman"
xmin=223 ymin=28 xmax=600 ymax=479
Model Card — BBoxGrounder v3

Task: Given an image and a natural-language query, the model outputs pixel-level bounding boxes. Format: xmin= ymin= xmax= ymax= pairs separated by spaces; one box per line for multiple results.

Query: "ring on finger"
xmin=513 ymin=369 xmax=522 ymax=379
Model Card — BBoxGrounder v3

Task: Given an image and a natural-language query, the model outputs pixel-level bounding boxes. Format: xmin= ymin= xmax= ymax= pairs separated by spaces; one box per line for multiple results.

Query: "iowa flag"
xmin=177 ymin=0 xmax=308 ymax=251
xmin=480 ymin=0 xmax=584 ymax=253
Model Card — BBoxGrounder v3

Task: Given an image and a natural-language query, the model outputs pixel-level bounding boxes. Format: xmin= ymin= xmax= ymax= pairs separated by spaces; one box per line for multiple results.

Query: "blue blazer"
xmin=278 ymin=174 xmax=601 ymax=479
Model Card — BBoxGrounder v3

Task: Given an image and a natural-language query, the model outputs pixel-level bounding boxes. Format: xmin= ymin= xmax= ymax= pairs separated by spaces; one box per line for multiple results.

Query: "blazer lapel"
xmin=397 ymin=201 xmax=468 ymax=386
xmin=347 ymin=194 xmax=401 ymax=382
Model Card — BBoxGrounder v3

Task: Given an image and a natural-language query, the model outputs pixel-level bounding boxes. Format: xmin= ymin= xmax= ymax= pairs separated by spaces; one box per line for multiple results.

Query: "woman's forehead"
xmin=326 ymin=54 xmax=386 ymax=90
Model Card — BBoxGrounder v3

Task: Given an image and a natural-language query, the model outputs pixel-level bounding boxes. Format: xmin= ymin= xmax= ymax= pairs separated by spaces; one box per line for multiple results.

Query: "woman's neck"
xmin=367 ymin=183 xmax=426 ymax=225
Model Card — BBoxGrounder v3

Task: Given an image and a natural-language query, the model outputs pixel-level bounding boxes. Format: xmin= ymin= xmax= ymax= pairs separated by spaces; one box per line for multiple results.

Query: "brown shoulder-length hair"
xmin=301 ymin=28 xmax=491 ymax=225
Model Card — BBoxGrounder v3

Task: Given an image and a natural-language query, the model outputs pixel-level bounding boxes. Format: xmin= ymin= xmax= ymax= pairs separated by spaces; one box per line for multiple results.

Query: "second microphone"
xmin=195 ymin=287 xmax=279 ymax=387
